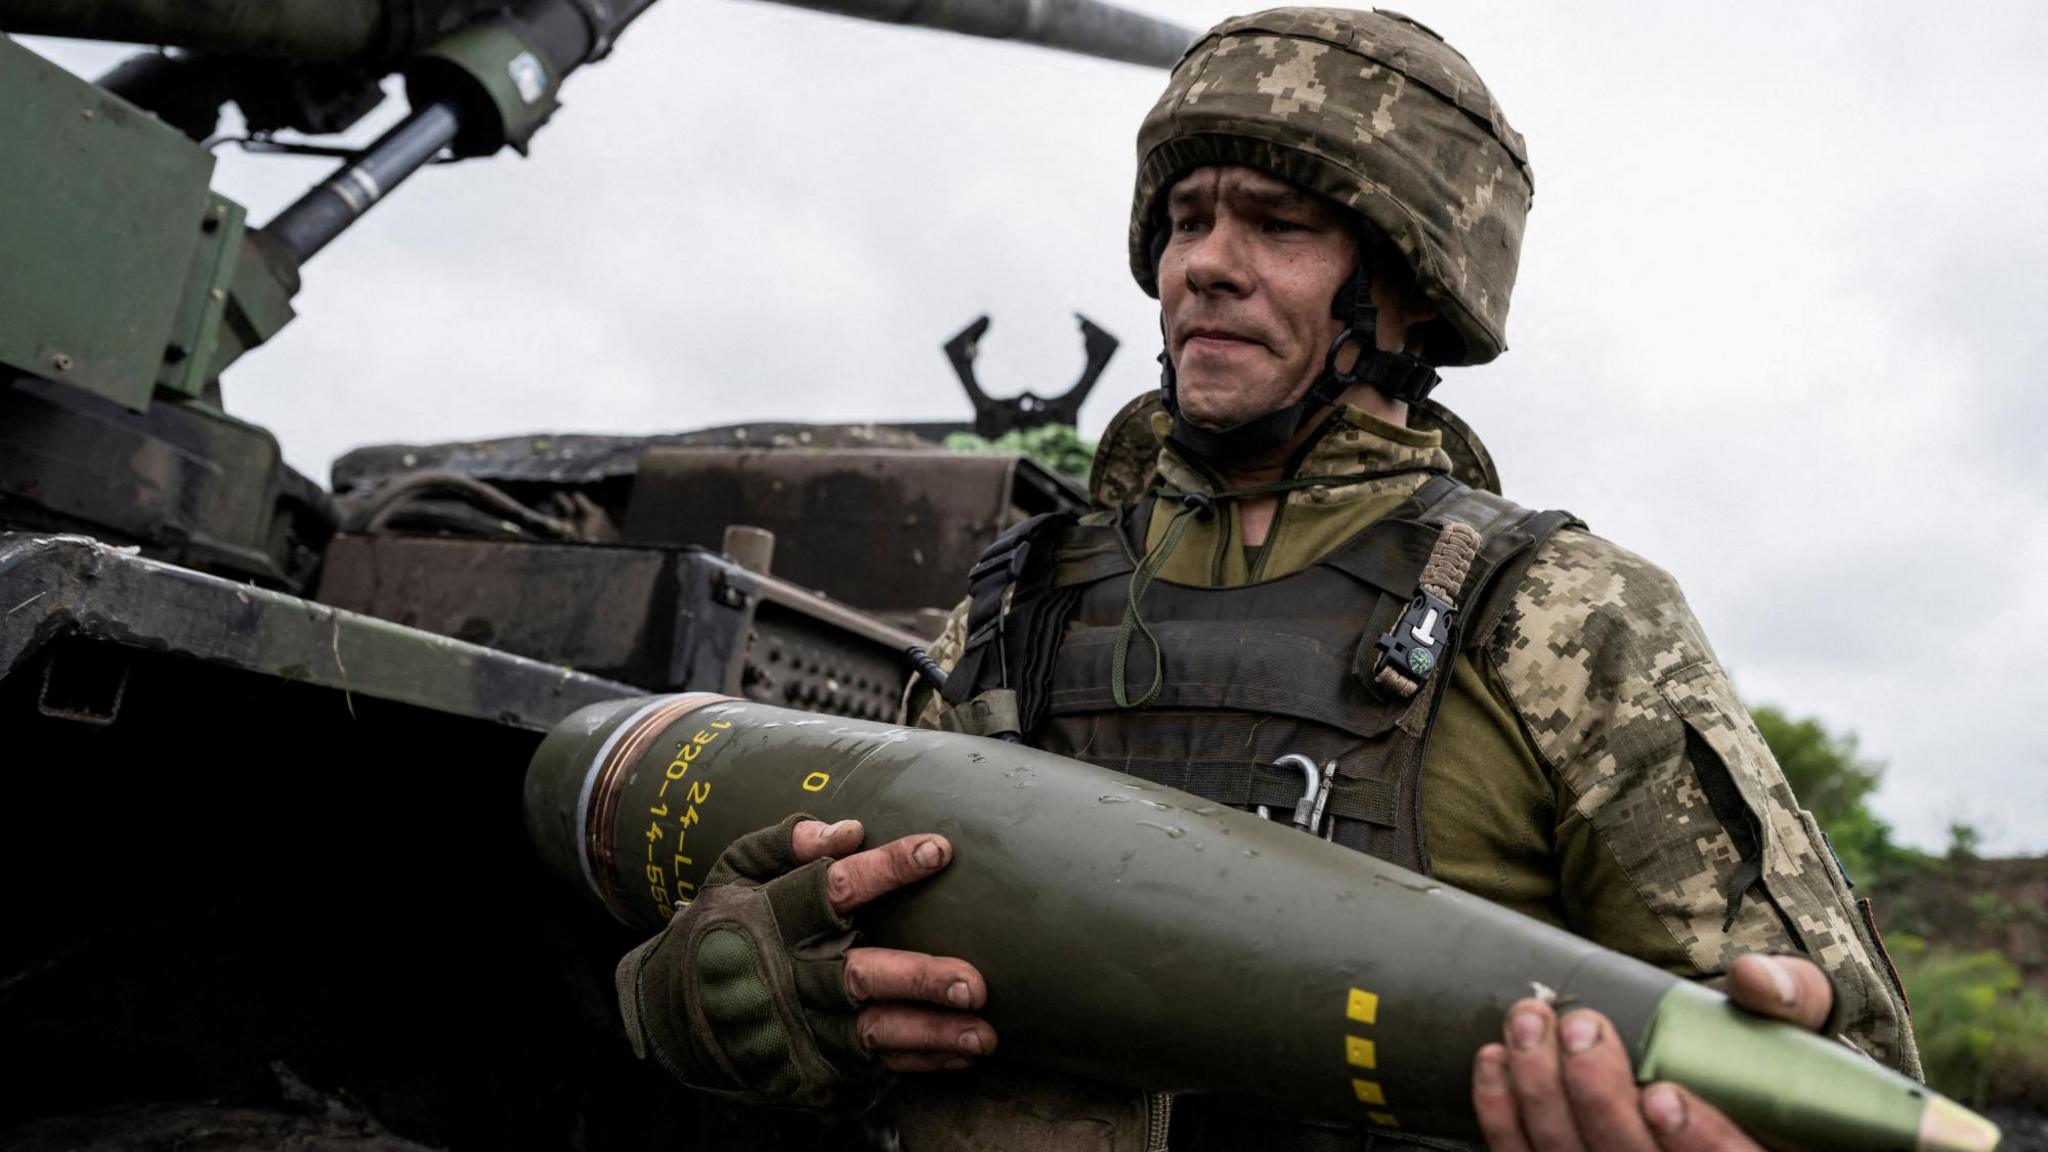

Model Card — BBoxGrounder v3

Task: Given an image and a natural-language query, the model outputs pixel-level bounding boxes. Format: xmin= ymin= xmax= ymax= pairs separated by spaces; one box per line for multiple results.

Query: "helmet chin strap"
xmin=1159 ymin=235 xmax=1441 ymax=465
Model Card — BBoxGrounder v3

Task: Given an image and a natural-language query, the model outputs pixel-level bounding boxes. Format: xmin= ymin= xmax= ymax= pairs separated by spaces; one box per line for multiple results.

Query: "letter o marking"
xmin=801 ymin=771 xmax=831 ymax=793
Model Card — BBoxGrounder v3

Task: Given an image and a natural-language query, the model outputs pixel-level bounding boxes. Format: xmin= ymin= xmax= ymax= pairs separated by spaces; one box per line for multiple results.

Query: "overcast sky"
xmin=25 ymin=1 xmax=2048 ymax=852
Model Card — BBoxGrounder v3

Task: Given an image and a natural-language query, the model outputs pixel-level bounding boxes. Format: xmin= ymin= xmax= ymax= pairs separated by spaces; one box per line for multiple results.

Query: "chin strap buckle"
xmin=1328 ymin=327 xmax=1441 ymax=405
xmin=1356 ymin=351 xmax=1441 ymax=404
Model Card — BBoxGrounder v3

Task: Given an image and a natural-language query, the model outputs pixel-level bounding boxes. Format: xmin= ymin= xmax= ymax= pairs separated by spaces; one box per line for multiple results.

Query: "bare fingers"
xmin=844 ymin=946 xmax=987 ymax=1011
xmin=1640 ymin=1083 xmax=1765 ymax=1152
xmin=1472 ymin=1044 xmax=1533 ymax=1152
xmin=825 ymin=834 xmax=953 ymax=915
xmin=1724 ymin=954 xmax=1832 ymax=1031
xmin=790 ymin=818 xmax=866 ymax=864
xmin=790 ymin=821 xmax=956 ymax=916
xmin=856 ymin=1003 xmax=996 ymax=1060
xmin=879 ymin=1050 xmax=976 ymax=1073
xmin=1499 ymin=1000 xmax=1589 ymax=1152
xmin=1480 ymin=998 xmax=1777 ymax=1152
xmin=1557 ymin=1011 xmax=1657 ymax=1152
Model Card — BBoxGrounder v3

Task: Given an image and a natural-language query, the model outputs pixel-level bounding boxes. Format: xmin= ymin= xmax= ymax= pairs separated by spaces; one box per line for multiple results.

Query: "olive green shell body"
xmin=526 ymin=695 xmax=1986 ymax=1149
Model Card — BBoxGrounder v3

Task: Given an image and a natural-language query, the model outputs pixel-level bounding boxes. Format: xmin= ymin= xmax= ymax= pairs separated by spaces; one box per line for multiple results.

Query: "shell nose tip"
xmin=1917 ymin=1095 xmax=2002 ymax=1152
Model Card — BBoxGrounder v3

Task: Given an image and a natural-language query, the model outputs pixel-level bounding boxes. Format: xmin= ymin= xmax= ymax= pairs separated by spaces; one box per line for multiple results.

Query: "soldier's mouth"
xmin=1182 ymin=327 xmax=1265 ymax=352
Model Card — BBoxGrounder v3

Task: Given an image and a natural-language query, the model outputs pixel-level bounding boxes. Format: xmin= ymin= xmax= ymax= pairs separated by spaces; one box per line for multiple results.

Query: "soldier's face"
xmin=1159 ymin=166 xmax=1355 ymax=431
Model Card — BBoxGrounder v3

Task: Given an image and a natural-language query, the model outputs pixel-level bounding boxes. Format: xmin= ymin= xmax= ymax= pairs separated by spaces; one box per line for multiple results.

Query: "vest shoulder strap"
xmin=1354 ymin=479 xmax=1580 ymax=700
xmin=941 ymin=510 xmax=1077 ymax=707
xmin=1408 ymin=481 xmax=1583 ymax=654
xmin=941 ymin=476 xmax=1582 ymax=740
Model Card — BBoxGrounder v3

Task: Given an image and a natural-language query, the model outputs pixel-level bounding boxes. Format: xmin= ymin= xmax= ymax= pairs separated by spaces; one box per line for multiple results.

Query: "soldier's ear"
xmin=1362 ymin=242 xmax=1439 ymax=334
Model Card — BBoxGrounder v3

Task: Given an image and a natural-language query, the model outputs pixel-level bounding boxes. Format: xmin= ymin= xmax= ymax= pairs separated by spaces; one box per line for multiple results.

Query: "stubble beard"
xmin=1172 ymin=356 xmax=1314 ymax=431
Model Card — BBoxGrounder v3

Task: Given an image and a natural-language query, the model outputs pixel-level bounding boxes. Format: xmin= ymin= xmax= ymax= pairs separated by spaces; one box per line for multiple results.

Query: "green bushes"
xmin=943 ymin=425 xmax=1096 ymax=480
xmin=1888 ymin=938 xmax=2048 ymax=1107
xmin=1750 ymin=705 xmax=1895 ymax=884
xmin=1751 ymin=704 xmax=2048 ymax=1106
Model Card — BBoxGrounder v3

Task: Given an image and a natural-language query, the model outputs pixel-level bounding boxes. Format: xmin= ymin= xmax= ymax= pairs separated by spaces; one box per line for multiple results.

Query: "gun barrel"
xmin=756 ymin=0 xmax=1195 ymax=68
xmin=0 ymin=0 xmax=403 ymax=61
xmin=1 ymin=0 xmax=660 ymax=71
xmin=3 ymin=0 xmax=1192 ymax=70
xmin=525 ymin=694 xmax=1998 ymax=1151
xmin=265 ymin=101 xmax=462 ymax=264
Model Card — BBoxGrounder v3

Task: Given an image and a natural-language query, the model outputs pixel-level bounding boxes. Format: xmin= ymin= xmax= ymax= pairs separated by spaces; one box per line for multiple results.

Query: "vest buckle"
xmin=1373 ymin=590 xmax=1458 ymax=698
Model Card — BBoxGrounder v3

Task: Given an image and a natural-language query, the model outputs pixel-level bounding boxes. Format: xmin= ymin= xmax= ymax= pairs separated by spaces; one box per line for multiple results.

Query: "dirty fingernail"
xmin=829 ymin=819 xmax=857 ymax=836
xmin=1765 ymin=957 xmax=1798 ymax=1008
xmin=958 ymin=1030 xmax=983 ymax=1054
xmin=1644 ymin=1086 xmax=1687 ymax=1133
xmin=946 ymin=980 xmax=972 ymax=1008
xmin=1561 ymin=1014 xmax=1599 ymax=1054
xmin=914 ymin=840 xmax=944 ymax=869
xmin=1508 ymin=1011 xmax=1545 ymax=1051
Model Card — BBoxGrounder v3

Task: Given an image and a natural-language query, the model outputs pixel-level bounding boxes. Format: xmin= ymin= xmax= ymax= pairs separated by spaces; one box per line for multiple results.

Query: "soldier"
xmin=614 ymin=8 xmax=1919 ymax=1150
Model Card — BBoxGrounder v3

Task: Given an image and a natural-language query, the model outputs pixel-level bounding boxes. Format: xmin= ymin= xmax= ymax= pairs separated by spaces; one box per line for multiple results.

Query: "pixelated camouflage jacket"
xmin=907 ymin=404 xmax=1920 ymax=1086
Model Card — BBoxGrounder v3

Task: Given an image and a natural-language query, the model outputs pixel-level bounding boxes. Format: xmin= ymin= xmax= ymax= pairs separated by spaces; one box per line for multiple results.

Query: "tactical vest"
xmin=939 ymin=474 xmax=1579 ymax=877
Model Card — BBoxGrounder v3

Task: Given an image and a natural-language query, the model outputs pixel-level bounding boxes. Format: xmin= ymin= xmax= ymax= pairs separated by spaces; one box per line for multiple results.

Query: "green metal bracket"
xmin=0 ymin=34 xmax=216 ymax=411
xmin=155 ymin=194 xmax=246 ymax=399
xmin=206 ymin=235 xmax=301 ymax=383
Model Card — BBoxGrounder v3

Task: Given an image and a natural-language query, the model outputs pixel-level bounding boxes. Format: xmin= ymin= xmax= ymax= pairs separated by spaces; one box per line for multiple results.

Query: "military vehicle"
xmin=0 ymin=2 xmax=1194 ymax=1146
xmin=5 ymin=6 xmax=1902 ymax=1149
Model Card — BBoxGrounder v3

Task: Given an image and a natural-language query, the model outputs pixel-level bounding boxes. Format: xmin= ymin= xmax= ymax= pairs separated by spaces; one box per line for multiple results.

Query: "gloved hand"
xmin=615 ymin=813 xmax=993 ymax=1111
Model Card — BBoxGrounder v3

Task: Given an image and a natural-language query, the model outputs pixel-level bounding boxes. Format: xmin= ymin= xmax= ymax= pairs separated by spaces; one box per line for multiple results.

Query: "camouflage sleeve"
xmin=1487 ymin=528 xmax=1921 ymax=1076
xmin=899 ymin=597 xmax=970 ymax=729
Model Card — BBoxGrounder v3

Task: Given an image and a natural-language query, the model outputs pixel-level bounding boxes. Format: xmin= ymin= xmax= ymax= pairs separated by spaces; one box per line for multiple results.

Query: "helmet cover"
xmin=1130 ymin=7 xmax=1533 ymax=366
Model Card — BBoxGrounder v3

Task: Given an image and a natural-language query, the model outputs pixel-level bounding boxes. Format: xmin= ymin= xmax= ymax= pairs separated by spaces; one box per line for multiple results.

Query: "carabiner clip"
xmin=1255 ymin=754 xmax=1334 ymax=836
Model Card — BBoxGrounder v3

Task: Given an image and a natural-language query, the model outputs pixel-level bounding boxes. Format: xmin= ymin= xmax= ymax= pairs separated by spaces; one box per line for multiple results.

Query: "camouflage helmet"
xmin=1129 ymin=8 xmax=1533 ymax=366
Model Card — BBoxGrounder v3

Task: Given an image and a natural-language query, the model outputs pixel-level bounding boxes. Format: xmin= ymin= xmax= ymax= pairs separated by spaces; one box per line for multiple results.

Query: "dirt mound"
xmin=1876 ymin=855 xmax=2048 ymax=991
